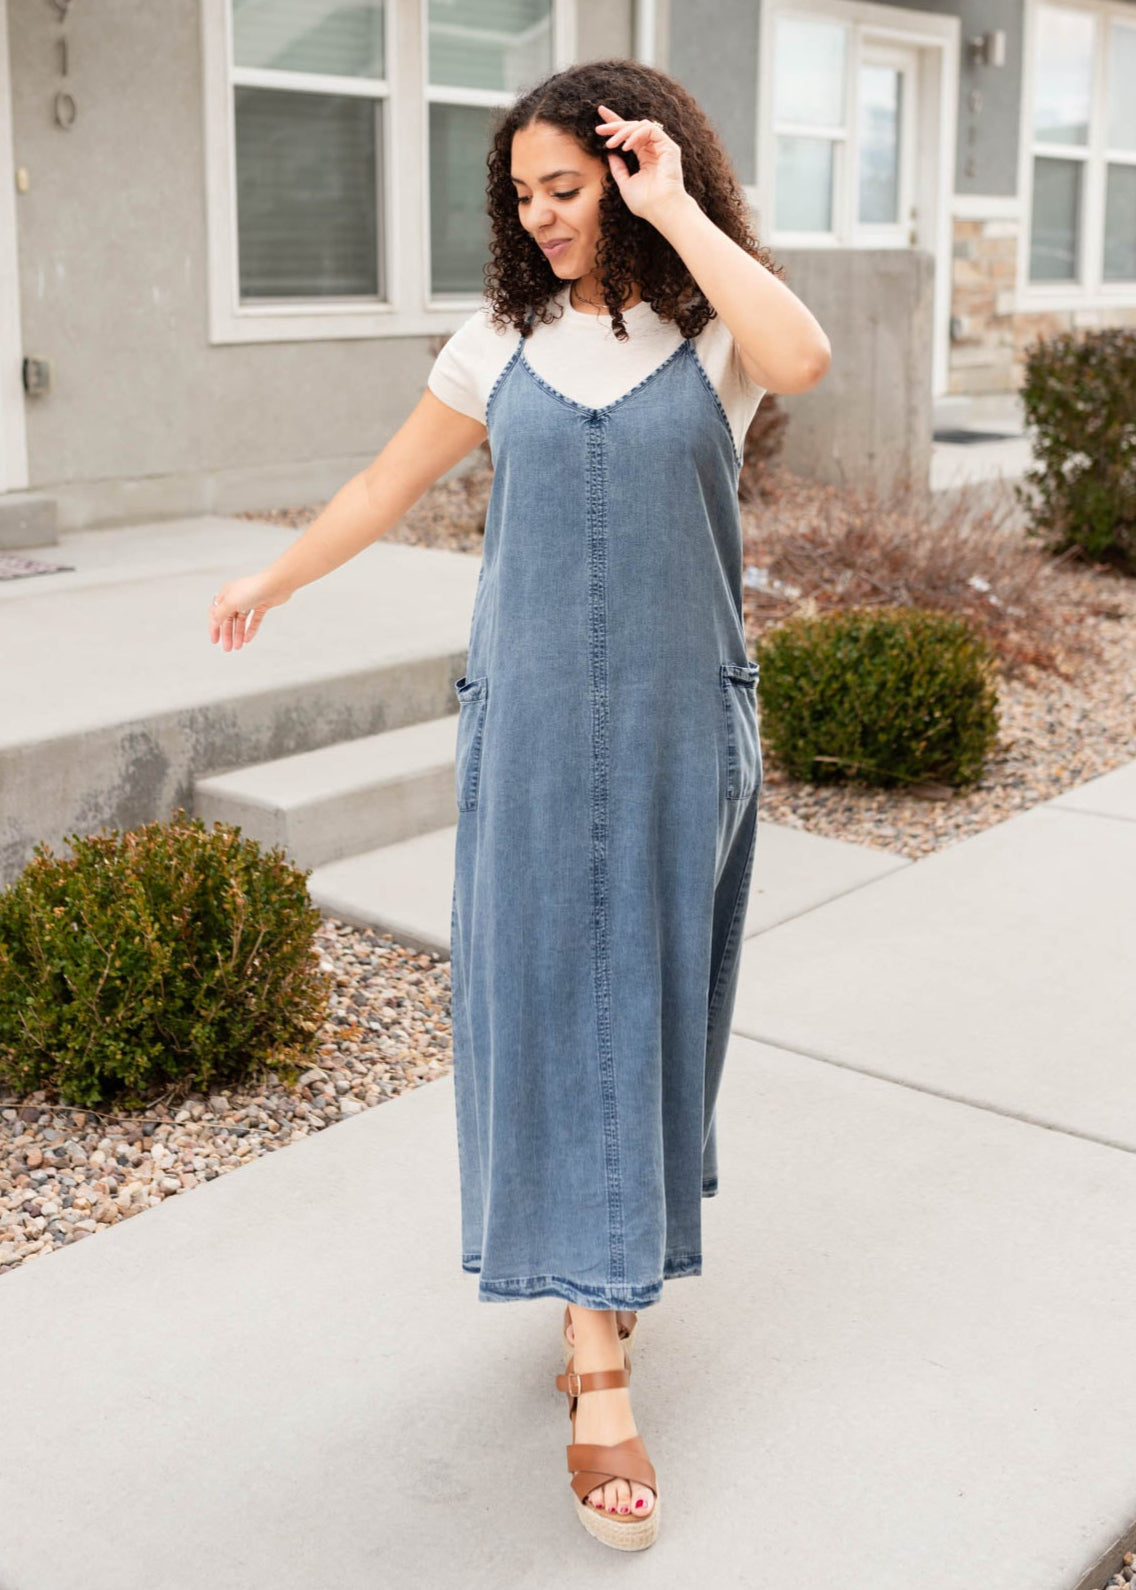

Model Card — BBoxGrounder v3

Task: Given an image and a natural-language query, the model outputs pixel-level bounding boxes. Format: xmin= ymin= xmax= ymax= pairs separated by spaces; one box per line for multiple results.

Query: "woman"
xmin=209 ymin=59 xmax=830 ymax=1552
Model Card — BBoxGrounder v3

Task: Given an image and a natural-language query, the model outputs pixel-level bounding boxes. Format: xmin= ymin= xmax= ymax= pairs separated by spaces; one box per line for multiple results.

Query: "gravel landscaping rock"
xmin=0 ymin=919 xmax=453 ymax=1276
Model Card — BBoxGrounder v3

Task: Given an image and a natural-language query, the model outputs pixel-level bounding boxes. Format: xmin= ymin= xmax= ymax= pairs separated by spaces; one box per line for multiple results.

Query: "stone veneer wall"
xmin=949 ymin=215 xmax=1136 ymax=395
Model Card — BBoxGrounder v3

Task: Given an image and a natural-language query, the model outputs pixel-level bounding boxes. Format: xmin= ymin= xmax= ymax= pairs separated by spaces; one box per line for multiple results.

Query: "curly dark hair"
xmin=483 ymin=58 xmax=784 ymax=343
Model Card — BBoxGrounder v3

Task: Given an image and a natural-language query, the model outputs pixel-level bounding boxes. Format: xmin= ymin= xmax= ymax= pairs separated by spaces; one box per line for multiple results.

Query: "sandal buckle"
xmin=566 ymin=1370 xmax=583 ymax=1397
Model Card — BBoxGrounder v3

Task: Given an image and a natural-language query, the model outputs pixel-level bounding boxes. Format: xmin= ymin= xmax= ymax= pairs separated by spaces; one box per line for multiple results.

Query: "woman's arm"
xmin=265 ymin=389 xmax=487 ymax=593
xmin=653 ymin=193 xmax=831 ymax=396
xmin=209 ymin=389 xmax=487 ymax=649
xmin=595 ymin=107 xmax=831 ymax=397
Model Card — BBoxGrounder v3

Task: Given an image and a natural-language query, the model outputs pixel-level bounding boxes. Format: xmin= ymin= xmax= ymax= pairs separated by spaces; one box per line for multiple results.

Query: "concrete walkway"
xmin=931 ymin=389 xmax=1034 ymax=494
xmin=1 ymin=514 xmax=1134 ymax=1590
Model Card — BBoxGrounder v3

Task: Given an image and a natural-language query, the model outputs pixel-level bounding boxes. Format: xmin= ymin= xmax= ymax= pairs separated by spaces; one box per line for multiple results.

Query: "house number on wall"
xmin=49 ymin=0 xmax=77 ymax=130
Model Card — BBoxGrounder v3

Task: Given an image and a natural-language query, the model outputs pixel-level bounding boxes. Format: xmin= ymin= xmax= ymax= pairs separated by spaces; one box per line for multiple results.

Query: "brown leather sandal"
xmin=555 ymin=1351 xmax=660 ymax=1551
xmin=561 ymin=1304 xmax=638 ymax=1367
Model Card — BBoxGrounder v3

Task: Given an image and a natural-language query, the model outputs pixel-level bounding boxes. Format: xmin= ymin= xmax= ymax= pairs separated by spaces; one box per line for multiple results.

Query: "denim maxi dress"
xmin=449 ymin=320 xmax=763 ymax=1310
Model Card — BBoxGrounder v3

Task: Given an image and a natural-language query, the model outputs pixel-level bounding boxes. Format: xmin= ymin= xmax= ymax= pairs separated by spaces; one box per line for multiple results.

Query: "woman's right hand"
xmin=208 ymin=573 xmax=292 ymax=652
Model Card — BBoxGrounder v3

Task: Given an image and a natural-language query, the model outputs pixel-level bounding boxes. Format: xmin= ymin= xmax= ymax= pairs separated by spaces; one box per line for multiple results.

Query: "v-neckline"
xmin=517 ymin=336 xmax=691 ymax=418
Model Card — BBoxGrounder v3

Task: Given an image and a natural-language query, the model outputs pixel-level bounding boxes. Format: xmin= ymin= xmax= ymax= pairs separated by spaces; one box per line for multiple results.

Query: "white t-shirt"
xmin=427 ymin=282 xmax=766 ymax=461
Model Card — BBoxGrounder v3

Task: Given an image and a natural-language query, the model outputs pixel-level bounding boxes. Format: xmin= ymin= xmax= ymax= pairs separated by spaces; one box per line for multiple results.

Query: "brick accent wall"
xmin=949 ymin=215 xmax=1136 ymax=395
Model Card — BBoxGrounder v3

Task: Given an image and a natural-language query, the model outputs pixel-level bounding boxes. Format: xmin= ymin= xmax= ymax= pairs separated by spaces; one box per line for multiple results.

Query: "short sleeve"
xmin=427 ymin=299 xmax=513 ymax=427
xmin=729 ymin=332 xmax=767 ymax=406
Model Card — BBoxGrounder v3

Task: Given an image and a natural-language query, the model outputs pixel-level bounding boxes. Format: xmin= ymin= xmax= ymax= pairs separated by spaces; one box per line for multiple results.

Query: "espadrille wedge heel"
xmin=561 ymin=1304 xmax=638 ymax=1368
xmin=555 ymin=1352 xmax=660 ymax=1551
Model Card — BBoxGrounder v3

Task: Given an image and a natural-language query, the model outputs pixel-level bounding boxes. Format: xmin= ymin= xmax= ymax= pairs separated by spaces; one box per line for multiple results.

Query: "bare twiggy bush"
xmin=741 ymin=463 xmax=1123 ymax=682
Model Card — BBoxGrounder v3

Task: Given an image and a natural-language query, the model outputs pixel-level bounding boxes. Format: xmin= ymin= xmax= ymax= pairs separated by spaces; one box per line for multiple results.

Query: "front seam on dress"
xmin=585 ymin=407 xmax=626 ymax=1286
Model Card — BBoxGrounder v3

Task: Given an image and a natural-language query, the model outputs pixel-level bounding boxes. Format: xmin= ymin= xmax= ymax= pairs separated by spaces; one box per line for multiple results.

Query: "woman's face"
xmin=509 ymin=120 xmax=607 ymax=281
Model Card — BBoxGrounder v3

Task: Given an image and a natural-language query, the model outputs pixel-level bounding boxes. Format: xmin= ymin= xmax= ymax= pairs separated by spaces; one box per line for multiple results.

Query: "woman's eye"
xmin=517 ymin=190 xmax=580 ymax=204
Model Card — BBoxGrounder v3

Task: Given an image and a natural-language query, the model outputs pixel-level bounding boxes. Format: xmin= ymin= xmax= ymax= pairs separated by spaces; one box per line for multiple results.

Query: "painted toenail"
xmin=635 ymin=1499 xmax=645 ymax=1508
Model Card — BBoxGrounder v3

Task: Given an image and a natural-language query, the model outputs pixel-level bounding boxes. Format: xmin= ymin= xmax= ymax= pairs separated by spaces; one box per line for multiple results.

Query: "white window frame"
xmin=0 ymin=0 xmax=28 ymax=492
xmin=201 ymin=0 xmax=575 ymax=344
xmin=756 ymin=0 xmax=958 ymax=395
xmin=1017 ymin=0 xmax=1136 ymax=311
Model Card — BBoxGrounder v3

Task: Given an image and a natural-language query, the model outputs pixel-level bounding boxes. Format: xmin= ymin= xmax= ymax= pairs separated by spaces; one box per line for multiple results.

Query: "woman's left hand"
xmin=595 ymin=104 xmax=689 ymax=226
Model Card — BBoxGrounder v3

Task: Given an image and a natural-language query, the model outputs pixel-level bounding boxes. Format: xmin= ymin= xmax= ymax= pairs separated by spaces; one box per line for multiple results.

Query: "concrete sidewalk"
xmin=1 ymin=769 xmax=1134 ymax=1588
xmin=2 ymin=513 xmax=1134 ymax=1589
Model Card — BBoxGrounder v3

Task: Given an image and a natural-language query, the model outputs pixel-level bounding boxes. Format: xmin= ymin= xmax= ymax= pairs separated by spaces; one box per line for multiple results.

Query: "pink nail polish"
xmin=635 ymin=1499 xmax=645 ymax=1508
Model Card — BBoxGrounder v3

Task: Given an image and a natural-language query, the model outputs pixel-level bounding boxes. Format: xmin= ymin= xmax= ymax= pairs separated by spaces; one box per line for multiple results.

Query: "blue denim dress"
xmin=449 ymin=321 xmax=762 ymax=1309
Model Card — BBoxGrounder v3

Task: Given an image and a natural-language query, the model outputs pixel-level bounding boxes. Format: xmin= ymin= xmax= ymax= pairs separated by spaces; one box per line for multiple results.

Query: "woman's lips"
xmin=541 ymin=239 xmax=571 ymax=256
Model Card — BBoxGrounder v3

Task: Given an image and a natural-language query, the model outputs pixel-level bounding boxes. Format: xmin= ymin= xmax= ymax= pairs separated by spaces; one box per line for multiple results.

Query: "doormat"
xmin=0 ymin=553 xmax=75 ymax=581
xmin=933 ymin=428 xmax=1021 ymax=445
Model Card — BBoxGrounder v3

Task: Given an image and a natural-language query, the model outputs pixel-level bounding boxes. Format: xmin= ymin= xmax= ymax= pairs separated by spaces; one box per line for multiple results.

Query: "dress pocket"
xmin=453 ymin=674 xmax=489 ymax=812
xmin=719 ymin=660 xmax=762 ymax=802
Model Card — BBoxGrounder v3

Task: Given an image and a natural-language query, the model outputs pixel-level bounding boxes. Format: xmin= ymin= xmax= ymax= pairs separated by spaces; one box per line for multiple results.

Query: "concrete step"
xmin=0 ymin=490 xmax=59 ymax=550
xmin=194 ymin=713 xmax=461 ymax=871
xmin=303 ymin=817 xmax=910 ymax=957
xmin=0 ymin=514 xmax=481 ymax=889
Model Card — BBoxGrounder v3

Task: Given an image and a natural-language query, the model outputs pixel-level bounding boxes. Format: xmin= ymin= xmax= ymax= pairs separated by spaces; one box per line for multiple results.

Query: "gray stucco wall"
xmin=6 ymin=0 xmax=633 ymax=528
xmin=669 ymin=0 xmax=761 ymax=185
xmin=888 ymin=0 xmax=1024 ymax=197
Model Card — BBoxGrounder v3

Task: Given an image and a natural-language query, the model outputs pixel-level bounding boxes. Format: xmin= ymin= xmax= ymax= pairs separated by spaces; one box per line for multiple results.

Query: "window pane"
xmin=430 ymin=102 xmax=493 ymax=293
xmin=774 ymin=17 xmax=845 ymax=127
xmin=858 ymin=63 xmax=901 ymax=224
xmin=428 ymin=0 xmax=554 ymax=91
xmin=1028 ymin=155 xmax=1081 ymax=280
xmin=234 ymin=86 xmax=381 ymax=299
xmin=775 ymin=136 xmax=835 ymax=231
xmin=232 ymin=0 xmax=385 ymax=79
xmin=1033 ymin=4 xmax=1093 ymax=145
xmin=1107 ymin=22 xmax=1136 ymax=151
xmin=1103 ymin=164 xmax=1136 ymax=280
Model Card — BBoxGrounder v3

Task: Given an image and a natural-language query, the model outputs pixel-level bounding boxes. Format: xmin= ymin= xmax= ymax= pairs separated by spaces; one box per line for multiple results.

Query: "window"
xmin=201 ymin=0 xmax=572 ymax=343
xmin=765 ymin=6 xmax=928 ymax=251
xmin=772 ymin=14 xmax=847 ymax=234
xmin=1026 ymin=3 xmax=1136 ymax=289
xmin=426 ymin=0 xmax=557 ymax=296
xmin=230 ymin=1 xmax=389 ymax=302
xmin=1103 ymin=17 xmax=1136 ymax=280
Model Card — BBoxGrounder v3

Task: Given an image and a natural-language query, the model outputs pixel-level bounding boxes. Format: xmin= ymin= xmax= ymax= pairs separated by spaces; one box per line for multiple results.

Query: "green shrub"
xmin=755 ymin=605 xmax=1000 ymax=789
xmin=1015 ymin=325 xmax=1136 ymax=572
xmin=0 ymin=811 xmax=332 ymax=1110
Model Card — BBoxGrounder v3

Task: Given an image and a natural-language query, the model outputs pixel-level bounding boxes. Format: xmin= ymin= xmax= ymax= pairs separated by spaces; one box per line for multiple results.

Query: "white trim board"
xmin=952 ymin=194 xmax=1024 ymax=220
xmin=0 ymin=0 xmax=29 ymax=492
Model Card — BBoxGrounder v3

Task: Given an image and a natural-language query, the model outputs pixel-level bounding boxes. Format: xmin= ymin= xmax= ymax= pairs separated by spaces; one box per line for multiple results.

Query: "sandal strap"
xmin=567 ymin=1434 xmax=657 ymax=1498
xmin=556 ymin=1365 xmax=630 ymax=1396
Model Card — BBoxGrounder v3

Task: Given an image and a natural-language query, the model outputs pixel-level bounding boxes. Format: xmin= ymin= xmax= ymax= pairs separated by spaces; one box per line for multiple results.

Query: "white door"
xmin=852 ymin=42 xmax=920 ymax=250
xmin=762 ymin=4 xmax=958 ymax=395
